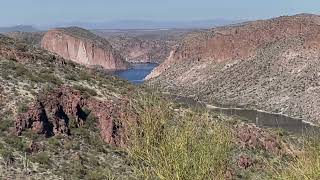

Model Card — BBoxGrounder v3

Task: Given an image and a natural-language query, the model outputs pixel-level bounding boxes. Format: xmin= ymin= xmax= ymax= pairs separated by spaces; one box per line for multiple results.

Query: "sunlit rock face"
xmin=41 ymin=27 xmax=128 ymax=70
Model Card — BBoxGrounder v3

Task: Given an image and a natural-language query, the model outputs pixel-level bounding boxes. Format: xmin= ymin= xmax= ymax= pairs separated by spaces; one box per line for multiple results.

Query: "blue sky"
xmin=1 ymin=0 xmax=320 ymax=26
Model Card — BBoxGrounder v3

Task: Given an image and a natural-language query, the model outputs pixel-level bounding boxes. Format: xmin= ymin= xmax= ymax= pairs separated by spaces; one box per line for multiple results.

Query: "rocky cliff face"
xmin=147 ymin=14 xmax=320 ymax=79
xmin=147 ymin=14 xmax=320 ymax=124
xmin=41 ymin=27 xmax=128 ymax=70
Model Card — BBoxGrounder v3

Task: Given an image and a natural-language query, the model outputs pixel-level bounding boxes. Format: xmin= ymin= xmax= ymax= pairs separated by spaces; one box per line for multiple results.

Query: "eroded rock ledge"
xmin=15 ymin=86 xmax=132 ymax=146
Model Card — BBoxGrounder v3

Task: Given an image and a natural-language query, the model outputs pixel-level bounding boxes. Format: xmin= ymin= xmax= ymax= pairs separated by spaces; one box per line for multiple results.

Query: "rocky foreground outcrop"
xmin=15 ymin=86 xmax=132 ymax=146
xmin=41 ymin=27 xmax=128 ymax=70
xmin=147 ymin=14 xmax=320 ymax=124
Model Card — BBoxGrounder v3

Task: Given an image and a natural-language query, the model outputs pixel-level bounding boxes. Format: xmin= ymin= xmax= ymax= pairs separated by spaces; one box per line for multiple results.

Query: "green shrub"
xmin=84 ymin=168 xmax=111 ymax=180
xmin=39 ymin=72 xmax=63 ymax=85
xmin=48 ymin=137 xmax=61 ymax=148
xmin=4 ymin=135 xmax=26 ymax=151
xmin=31 ymin=152 xmax=52 ymax=167
xmin=0 ymin=118 xmax=13 ymax=131
xmin=126 ymin=94 xmax=233 ymax=179
xmin=79 ymin=70 xmax=91 ymax=81
xmin=61 ymin=159 xmax=87 ymax=179
xmin=18 ymin=103 xmax=29 ymax=113
xmin=0 ymin=149 xmax=14 ymax=165
xmin=73 ymin=85 xmax=98 ymax=97
xmin=15 ymin=42 xmax=28 ymax=52
xmin=14 ymin=64 xmax=29 ymax=77
xmin=64 ymin=73 xmax=77 ymax=81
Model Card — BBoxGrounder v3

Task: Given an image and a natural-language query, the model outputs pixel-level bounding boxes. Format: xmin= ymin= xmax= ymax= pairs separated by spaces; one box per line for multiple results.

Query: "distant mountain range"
xmin=0 ymin=19 xmax=245 ymax=33
xmin=40 ymin=19 xmax=246 ymax=30
xmin=0 ymin=25 xmax=39 ymax=32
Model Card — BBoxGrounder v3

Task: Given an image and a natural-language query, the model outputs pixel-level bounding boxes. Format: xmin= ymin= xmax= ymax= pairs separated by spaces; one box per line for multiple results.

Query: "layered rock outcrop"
xmin=15 ymin=86 xmax=132 ymax=146
xmin=147 ymin=14 xmax=320 ymax=124
xmin=41 ymin=27 xmax=128 ymax=70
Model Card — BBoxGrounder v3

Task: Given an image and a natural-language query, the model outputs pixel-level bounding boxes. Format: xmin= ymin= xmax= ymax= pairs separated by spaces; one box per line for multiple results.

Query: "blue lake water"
xmin=114 ymin=63 xmax=158 ymax=84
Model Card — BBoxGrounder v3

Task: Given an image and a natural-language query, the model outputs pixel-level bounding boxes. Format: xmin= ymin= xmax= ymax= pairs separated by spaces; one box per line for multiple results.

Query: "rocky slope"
xmin=147 ymin=14 xmax=320 ymax=124
xmin=41 ymin=27 xmax=128 ymax=70
xmin=0 ymin=34 xmax=138 ymax=178
xmin=6 ymin=32 xmax=44 ymax=48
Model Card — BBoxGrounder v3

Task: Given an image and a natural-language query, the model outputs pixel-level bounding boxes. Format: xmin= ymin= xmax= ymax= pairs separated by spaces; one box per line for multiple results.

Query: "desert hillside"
xmin=147 ymin=14 xmax=320 ymax=124
xmin=41 ymin=27 xmax=128 ymax=70
xmin=2 ymin=34 xmax=318 ymax=179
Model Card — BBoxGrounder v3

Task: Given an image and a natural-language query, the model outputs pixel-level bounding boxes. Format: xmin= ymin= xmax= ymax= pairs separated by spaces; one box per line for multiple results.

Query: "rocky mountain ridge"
xmin=147 ymin=14 xmax=320 ymax=124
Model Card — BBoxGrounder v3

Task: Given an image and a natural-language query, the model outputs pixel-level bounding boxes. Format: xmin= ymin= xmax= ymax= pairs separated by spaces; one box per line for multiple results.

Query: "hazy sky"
xmin=1 ymin=0 xmax=320 ymax=26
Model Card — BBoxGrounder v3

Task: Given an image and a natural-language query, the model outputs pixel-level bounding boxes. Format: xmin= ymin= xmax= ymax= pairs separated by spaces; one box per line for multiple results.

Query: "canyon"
xmin=147 ymin=13 xmax=320 ymax=124
xmin=95 ymin=29 xmax=193 ymax=63
xmin=6 ymin=28 xmax=190 ymax=66
xmin=0 ymin=32 xmax=303 ymax=179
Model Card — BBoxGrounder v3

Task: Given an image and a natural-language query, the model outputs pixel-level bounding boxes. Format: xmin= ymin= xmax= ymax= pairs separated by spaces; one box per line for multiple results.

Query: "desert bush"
xmin=31 ymin=152 xmax=52 ymax=167
xmin=126 ymin=94 xmax=233 ymax=179
xmin=73 ymin=85 xmax=98 ymax=97
xmin=4 ymin=135 xmax=26 ymax=152
xmin=0 ymin=149 xmax=14 ymax=166
xmin=18 ymin=103 xmax=29 ymax=113
xmin=270 ymin=135 xmax=320 ymax=179
xmin=79 ymin=70 xmax=91 ymax=81
xmin=64 ymin=73 xmax=77 ymax=81
xmin=15 ymin=42 xmax=28 ymax=52
xmin=0 ymin=117 xmax=13 ymax=132
xmin=39 ymin=72 xmax=63 ymax=85
xmin=84 ymin=167 xmax=114 ymax=180
xmin=48 ymin=137 xmax=61 ymax=148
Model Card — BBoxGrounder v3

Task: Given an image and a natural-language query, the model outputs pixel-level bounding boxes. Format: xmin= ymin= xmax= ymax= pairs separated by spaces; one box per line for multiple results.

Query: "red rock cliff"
xmin=41 ymin=27 xmax=128 ymax=70
xmin=147 ymin=14 xmax=320 ymax=79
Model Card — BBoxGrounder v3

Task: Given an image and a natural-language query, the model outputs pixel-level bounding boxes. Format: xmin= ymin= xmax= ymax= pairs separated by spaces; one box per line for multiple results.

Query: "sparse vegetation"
xmin=0 ymin=149 xmax=14 ymax=166
xmin=270 ymin=136 xmax=320 ymax=179
xmin=126 ymin=94 xmax=233 ymax=179
xmin=73 ymin=84 xmax=98 ymax=96
xmin=1 ymin=31 xmax=320 ymax=179
xmin=17 ymin=103 xmax=29 ymax=113
xmin=31 ymin=152 xmax=52 ymax=168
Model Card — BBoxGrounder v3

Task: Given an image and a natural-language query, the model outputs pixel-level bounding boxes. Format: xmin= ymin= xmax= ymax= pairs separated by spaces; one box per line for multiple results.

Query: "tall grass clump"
xmin=126 ymin=94 xmax=233 ymax=179
xmin=270 ymin=135 xmax=320 ymax=179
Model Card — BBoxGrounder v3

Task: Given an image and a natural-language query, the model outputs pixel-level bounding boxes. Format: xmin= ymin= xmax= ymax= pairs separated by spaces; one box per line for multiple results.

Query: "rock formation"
xmin=15 ymin=86 xmax=132 ymax=146
xmin=41 ymin=27 xmax=128 ymax=70
xmin=147 ymin=14 xmax=320 ymax=124
xmin=147 ymin=14 xmax=320 ymax=79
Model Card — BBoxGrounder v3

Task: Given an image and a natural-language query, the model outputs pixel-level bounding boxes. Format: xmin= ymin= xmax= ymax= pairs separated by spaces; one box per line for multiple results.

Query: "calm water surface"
xmin=168 ymin=95 xmax=320 ymax=135
xmin=114 ymin=63 xmax=158 ymax=84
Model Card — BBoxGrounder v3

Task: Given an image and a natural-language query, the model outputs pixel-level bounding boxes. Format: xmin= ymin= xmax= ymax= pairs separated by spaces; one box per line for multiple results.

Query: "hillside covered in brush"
xmin=147 ymin=14 xmax=320 ymax=125
xmin=0 ymin=34 xmax=319 ymax=179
